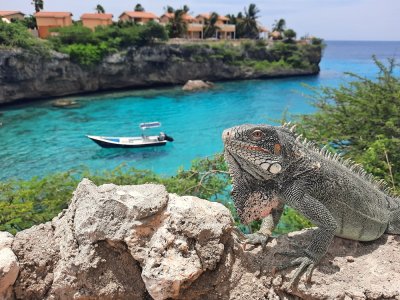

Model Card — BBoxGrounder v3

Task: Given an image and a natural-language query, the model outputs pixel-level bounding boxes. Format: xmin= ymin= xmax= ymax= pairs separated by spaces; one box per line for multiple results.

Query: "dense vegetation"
xmin=298 ymin=58 xmax=400 ymax=192
xmin=48 ymin=22 xmax=168 ymax=65
xmin=185 ymin=39 xmax=323 ymax=72
xmin=0 ymin=19 xmax=168 ymax=65
xmin=0 ymin=154 xmax=311 ymax=235
xmin=0 ymin=21 xmax=49 ymax=54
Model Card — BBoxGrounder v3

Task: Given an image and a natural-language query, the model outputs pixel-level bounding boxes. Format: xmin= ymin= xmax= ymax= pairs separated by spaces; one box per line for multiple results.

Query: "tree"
xmin=236 ymin=3 xmax=260 ymax=39
xmin=183 ymin=5 xmax=190 ymax=13
xmin=283 ymin=28 xmax=296 ymax=42
xmin=165 ymin=6 xmax=174 ymax=13
xmin=203 ymin=12 xmax=220 ymax=38
xmin=31 ymin=0 xmax=43 ymax=13
xmin=226 ymin=14 xmax=237 ymax=25
xmin=166 ymin=9 xmax=187 ymax=38
xmin=95 ymin=4 xmax=105 ymax=14
xmin=134 ymin=3 xmax=145 ymax=12
xmin=272 ymin=18 xmax=286 ymax=33
xmin=298 ymin=58 xmax=400 ymax=191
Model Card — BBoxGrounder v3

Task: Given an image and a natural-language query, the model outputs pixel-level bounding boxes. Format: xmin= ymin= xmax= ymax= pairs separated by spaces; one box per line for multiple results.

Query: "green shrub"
xmin=60 ymin=43 xmax=106 ymax=66
xmin=137 ymin=21 xmax=168 ymax=45
xmin=47 ymin=22 xmax=168 ymax=66
xmin=0 ymin=21 xmax=49 ymax=54
xmin=311 ymin=37 xmax=323 ymax=45
xmin=49 ymin=24 xmax=96 ymax=47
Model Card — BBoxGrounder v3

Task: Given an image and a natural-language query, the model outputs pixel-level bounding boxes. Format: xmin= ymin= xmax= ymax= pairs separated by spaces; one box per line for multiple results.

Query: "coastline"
xmin=0 ymin=42 xmax=322 ymax=105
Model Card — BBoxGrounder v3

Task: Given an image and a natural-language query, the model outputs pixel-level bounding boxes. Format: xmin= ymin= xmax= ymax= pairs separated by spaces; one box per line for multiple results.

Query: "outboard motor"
xmin=158 ymin=132 xmax=174 ymax=142
xmin=164 ymin=134 xmax=174 ymax=142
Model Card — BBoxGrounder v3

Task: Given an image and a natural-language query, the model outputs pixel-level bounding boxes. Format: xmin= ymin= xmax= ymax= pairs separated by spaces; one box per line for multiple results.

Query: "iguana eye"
xmin=251 ymin=130 xmax=264 ymax=141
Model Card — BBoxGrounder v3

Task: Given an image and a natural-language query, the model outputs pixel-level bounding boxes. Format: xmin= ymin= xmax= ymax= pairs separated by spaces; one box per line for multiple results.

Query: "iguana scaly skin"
xmin=222 ymin=123 xmax=400 ymax=284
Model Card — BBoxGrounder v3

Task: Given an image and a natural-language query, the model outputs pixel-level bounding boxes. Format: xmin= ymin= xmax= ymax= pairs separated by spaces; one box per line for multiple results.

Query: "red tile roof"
xmin=160 ymin=12 xmax=195 ymax=21
xmin=161 ymin=12 xmax=174 ymax=19
xmin=81 ymin=13 xmax=113 ymax=20
xmin=196 ymin=13 xmax=229 ymax=21
xmin=34 ymin=12 xmax=72 ymax=18
xmin=0 ymin=11 xmax=24 ymax=17
xmin=120 ymin=11 xmax=158 ymax=19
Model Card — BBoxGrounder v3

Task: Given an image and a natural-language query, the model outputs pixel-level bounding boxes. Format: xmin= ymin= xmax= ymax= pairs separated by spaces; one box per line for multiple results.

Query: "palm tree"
xmin=31 ymin=0 xmax=44 ymax=13
xmin=95 ymin=4 xmax=105 ymax=14
xmin=167 ymin=9 xmax=187 ymax=38
xmin=237 ymin=3 xmax=260 ymax=39
xmin=203 ymin=12 xmax=220 ymax=39
xmin=283 ymin=29 xmax=297 ymax=43
xmin=272 ymin=18 xmax=286 ymax=33
xmin=134 ymin=3 xmax=145 ymax=12
xmin=226 ymin=14 xmax=237 ymax=25
xmin=165 ymin=6 xmax=174 ymax=13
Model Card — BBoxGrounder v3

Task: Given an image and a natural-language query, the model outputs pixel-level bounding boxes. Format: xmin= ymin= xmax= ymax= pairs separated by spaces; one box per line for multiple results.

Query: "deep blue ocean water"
xmin=1 ymin=41 xmax=400 ymax=180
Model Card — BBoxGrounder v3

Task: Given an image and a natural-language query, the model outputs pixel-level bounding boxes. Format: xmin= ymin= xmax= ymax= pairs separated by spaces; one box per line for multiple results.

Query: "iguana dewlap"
xmin=222 ymin=123 xmax=400 ymax=284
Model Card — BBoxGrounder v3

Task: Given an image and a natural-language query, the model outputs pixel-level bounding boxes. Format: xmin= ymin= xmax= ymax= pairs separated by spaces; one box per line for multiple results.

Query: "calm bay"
xmin=1 ymin=41 xmax=400 ymax=180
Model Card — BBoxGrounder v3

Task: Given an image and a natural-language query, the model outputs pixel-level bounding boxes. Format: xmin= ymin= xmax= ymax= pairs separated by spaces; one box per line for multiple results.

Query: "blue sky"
xmin=2 ymin=0 xmax=399 ymax=41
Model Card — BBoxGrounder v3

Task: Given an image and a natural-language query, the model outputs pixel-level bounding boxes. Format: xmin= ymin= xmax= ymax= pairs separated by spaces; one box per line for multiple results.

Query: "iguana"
xmin=222 ymin=123 xmax=400 ymax=285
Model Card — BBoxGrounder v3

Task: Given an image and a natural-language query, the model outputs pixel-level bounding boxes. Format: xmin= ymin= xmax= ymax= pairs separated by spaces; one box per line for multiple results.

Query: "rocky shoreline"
xmin=0 ymin=43 xmax=321 ymax=105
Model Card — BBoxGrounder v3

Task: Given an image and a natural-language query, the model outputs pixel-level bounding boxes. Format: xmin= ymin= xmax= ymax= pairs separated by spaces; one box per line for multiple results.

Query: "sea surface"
xmin=1 ymin=41 xmax=400 ymax=180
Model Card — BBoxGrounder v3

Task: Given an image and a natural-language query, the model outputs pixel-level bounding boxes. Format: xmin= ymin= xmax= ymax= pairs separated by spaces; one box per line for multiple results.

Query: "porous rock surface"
xmin=0 ymin=232 xmax=19 ymax=300
xmin=182 ymin=80 xmax=214 ymax=91
xmin=3 ymin=179 xmax=400 ymax=299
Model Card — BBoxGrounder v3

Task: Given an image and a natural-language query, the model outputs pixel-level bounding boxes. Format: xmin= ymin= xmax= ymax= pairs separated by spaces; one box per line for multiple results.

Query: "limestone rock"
xmin=51 ymin=98 xmax=80 ymax=108
xmin=0 ymin=232 xmax=19 ymax=300
xmin=182 ymin=80 xmax=214 ymax=91
xmin=5 ymin=179 xmax=400 ymax=300
xmin=0 ymin=44 xmax=321 ymax=105
xmin=10 ymin=179 xmax=232 ymax=300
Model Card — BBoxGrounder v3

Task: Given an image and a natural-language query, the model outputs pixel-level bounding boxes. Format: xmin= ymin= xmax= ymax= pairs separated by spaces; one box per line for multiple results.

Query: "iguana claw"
xmin=243 ymin=232 xmax=269 ymax=250
xmin=275 ymin=253 xmax=317 ymax=286
xmin=232 ymin=228 xmax=269 ymax=250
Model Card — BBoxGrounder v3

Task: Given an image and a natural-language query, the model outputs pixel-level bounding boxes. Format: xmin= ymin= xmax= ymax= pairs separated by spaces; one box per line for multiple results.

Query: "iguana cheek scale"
xmin=222 ymin=123 xmax=400 ymax=286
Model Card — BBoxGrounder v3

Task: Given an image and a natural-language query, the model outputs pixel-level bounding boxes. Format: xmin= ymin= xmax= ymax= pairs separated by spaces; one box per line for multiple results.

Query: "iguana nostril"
xmin=222 ymin=129 xmax=231 ymax=142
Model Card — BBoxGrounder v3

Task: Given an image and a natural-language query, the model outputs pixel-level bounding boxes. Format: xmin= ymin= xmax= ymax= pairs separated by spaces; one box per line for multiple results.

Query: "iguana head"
xmin=222 ymin=124 xmax=294 ymax=223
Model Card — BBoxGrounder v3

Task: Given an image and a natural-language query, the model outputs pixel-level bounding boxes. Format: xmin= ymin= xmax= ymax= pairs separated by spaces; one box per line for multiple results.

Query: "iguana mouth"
xmin=224 ymin=149 xmax=266 ymax=182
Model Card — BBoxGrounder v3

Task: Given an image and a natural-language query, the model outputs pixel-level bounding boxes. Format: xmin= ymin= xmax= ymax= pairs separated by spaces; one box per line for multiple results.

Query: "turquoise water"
xmin=1 ymin=41 xmax=400 ymax=180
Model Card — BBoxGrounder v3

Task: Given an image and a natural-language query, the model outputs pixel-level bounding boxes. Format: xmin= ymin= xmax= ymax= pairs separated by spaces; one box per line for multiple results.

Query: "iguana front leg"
xmin=277 ymin=183 xmax=337 ymax=285
xmin=242 ymin=206 xmax=283 ymax=248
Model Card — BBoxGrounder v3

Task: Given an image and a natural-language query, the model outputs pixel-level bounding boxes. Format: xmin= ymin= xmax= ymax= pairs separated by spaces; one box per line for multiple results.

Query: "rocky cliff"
xmin=0 ymin=43 xmax=321 ymax=105
xmin=1 ymin=179 xmax=399 ymax=300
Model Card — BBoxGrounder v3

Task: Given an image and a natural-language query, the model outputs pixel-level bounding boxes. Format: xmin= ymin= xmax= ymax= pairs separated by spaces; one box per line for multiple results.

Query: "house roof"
xmin=34 ymin=12 xmax=72 ymax=18
xmin=119 ymin=11 xmax=158 ymax=19
xmin=0 ymin=11 xmax=25 ymax=17
xmin=81 ymin=13 xmax=113 ymax=20
xmin=196 ymin=13 xmax=229 ymax=21
xmin=160 ymin=12 xmax=195 ymax=21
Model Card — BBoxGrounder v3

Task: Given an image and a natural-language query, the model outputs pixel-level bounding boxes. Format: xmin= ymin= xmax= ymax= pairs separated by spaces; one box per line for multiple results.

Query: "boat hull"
xmin=87 ymin=135 xmax=168 ymax=148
